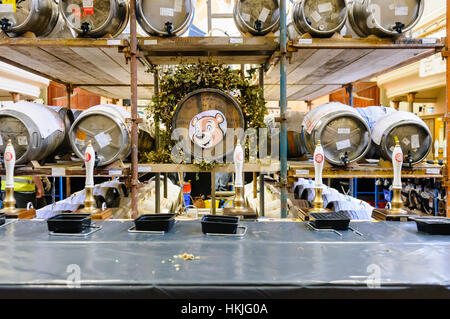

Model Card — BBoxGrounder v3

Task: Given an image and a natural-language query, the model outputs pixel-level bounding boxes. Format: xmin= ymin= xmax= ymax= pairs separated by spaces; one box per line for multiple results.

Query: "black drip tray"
xmin=201 ymin=215 xmax=239 ymax=234
xmin=309 ymin=211 xmax=351 ymax=231
xmin=412 ymin=217 xmax=450 ymax=235
xmin=47 ymin=214 xmax=91 ymax=234
xmin=134 ymin=214 xmax=176 ymax=232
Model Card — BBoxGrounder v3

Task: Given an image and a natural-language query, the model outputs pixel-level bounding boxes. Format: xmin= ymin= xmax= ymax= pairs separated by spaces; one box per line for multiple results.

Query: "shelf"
xmin=0 ymin=162 xmax=131 ymax=177
xmin=0 ymin=38 xmax=154 ymax=99
xmin=264 ymin=36 xmax=444 ymax=101
xmin=288 ymin=161 xmax=445 ymax=180
xmin=138 ymin=36 xmax=279 ymax=65
xmin=138 ymin=161 xmax=280 ymax=173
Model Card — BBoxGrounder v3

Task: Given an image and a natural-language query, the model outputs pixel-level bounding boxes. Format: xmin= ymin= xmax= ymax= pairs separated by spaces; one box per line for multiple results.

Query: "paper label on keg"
xmin=82 ymin=0 xmax=94 ymax=15
xmin=336 ymin=139 xmax=351 ymax=151
xmin=174 ymin=0 xmax=183 ymax=12
xmin=258 ymin=7 xmax=270 ymax=23
xmin=338 ymin=128 xmax=350 ymax=134
xmin=95 ymin=132 xmax=112 ymax=149
xmin=310 ymin=10 xmax=322 ymax=23
xmin=160 ymin=7 xmax=174 ymax=17
xmin=0 ymin=3 xmax=15 ymax=13
xmin=318 ymin=2 xmax=332 ymax=13
xmin=402 ymin=137 xmax=410 ymax=146
xmin=17 ymin=136 xmax=27 ymax=146
xmin=395 ymin=6 xmax=409 ymax=16
xmin=426 ymin=168 xmax=441 ymax=175
xmin=411 ymin=134 xmax=420 ymax=149
xmin=52 ymin=168 xmax=66 ymax=177
xmin=241 ymin=13 xmax=251 ymax=22
xmin=76 ymin=130 xmax=87 ymax=141
xmin=330 ymin=12 xmax=339 ymax=20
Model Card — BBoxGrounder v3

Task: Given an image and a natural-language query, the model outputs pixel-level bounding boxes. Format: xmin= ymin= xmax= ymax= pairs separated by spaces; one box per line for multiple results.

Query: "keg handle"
xmin=393 ymin=22 xmax=405 ymax=34
xmin=0 ymin=18 xmax=11 ymax=32
xmin=254 ymin=19 xmax=263 ymax=33
xmin=81 ymin=22 xmax=91 ymax=35
xmin=165 ymin=21 xmax=173 ymax=35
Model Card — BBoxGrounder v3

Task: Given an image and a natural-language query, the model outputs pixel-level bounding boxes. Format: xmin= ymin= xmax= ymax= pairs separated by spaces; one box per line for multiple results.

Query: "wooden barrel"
xmin=172 ymin=89 xmax=245 ymax=162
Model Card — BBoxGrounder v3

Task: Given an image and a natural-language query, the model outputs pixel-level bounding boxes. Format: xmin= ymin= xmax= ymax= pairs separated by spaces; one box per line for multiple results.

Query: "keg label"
xmin=189 ymin=110 xmax=227 ymax=149
xmin=411 ymin=134 xmax=420 ymax=149
xmin=395 ymin=6 xmax=409 ymax=16
xmin=258 ymin=7 xmax=270 ymax=23
xmin=241 ymin=13 xmax=251 ymax=22
xmin=17 ymin=136 xmax=27 ymax=146
xmin=318 ymin=3 xmax=332 ymax=13
xmin=402 ymin=137 xmax=410 ymax=146
xmin=82 ymin=0 xmax=94 ymax=15
xmin=160 ymin=7 xmax=174 ymax=17
xmin=310 ymin=11 xmax=322 ymax=23
xmin=338 ymin=128 xmax=350 ymax=134
xmin=336 ymin=139 xmax=351 ymax=150
xmin=76 ymin=130 xmax=87 ymax=141
xmin=95 ymin=132 xmax=112 ymax=149
xmin=174 ymin=0 xmax=182 ymax=12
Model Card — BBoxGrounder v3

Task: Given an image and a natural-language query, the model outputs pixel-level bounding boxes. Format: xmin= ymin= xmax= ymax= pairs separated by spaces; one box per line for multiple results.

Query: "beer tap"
xmin=308 ymin=140 xmax=330 ymax=213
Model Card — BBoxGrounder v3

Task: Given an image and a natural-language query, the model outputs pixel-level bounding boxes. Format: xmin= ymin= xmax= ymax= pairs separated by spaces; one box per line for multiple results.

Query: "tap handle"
xmin=392 ymin=137 xmax=403 ymax=189
xmin=313 ymin=140 xmax=324 ymax=188
xmin=85 ymin=140 xmax=95 ymax=188
xmin=234 ymin=140 xmax=244 ymax=187
xmin=4 ymin=140 xmax=15 ymax=188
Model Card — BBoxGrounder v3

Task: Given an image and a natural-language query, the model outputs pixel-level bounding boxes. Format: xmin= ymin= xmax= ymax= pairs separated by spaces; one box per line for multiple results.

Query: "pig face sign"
xmin=189 ymin=110 xmax=227 ymax=149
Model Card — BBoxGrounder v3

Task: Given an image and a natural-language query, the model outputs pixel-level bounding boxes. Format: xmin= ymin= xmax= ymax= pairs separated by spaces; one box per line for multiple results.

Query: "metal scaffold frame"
xmin=0 ymin=0 xmax=447 ymax=218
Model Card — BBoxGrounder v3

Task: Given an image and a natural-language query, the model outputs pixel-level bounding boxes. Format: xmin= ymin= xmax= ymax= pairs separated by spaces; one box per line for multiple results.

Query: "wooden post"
xmin=10 ymin=92 xmax=20 ymax=103
xmin=392 ymin=100 xmax=401 ymax=110
xmin=407 ymin=92 xmax=417 ymax=113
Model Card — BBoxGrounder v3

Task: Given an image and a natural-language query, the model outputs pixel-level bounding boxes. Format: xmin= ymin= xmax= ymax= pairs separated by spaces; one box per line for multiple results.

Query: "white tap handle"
xmin=392 ymin=140 xmax=403 ymax=189
xmin=4 ymin=140 xmax=15 ymax=188
xmin=234 ymin=141 xmax=244 ymax=187
xmin=435 ymin=139 xmax=440 ymax=159
xmin=85 ymin=141 xmax=95 ymax=188
xmin=313 ymin=141 xmax=324 ymax=188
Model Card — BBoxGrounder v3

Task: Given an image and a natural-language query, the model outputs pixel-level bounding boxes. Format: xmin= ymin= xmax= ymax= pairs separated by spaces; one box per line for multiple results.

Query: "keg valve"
xmin=393 ymin=22 xmax=405 ymax=34
xmin=254 ymin=19 xmax=263 ymax=33
xmin=0 ymin=18 xmax=11 ymax=32
xmin=81 ymin=22 xmax=91 ymax=35
xmin=341 ymin=152 xmax=349 ymax=167
xmin=165 ymin=22 xmax=173 ymax=35
xmin=406 ymin=150 xmax=413 ymax=168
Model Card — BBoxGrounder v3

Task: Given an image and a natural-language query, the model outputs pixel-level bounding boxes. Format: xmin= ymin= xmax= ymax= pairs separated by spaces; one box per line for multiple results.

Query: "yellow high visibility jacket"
xmin=1 ymin=176 xmax=36 ymax=192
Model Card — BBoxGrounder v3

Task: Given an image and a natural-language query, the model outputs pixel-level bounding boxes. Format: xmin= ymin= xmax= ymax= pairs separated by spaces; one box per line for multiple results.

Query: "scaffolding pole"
xmin=280 ymin=0 xmax=288 ymax=218
xmin=130 ymin=0 xmax=139 ymax=219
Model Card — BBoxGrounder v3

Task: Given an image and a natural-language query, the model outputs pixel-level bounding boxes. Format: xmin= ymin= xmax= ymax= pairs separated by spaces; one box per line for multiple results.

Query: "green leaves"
xmin=141 ymin=60 xmax=267 ymax=165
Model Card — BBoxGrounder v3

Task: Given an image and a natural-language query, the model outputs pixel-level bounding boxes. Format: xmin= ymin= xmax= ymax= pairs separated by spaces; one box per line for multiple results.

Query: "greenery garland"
xmin=140 ymin=60 xmax=267 ymax=164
